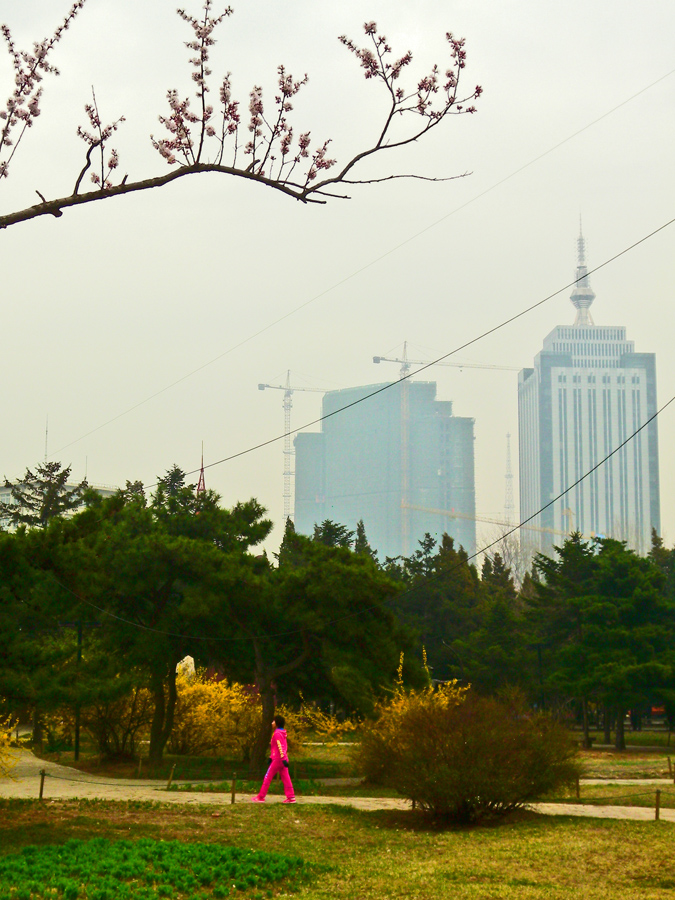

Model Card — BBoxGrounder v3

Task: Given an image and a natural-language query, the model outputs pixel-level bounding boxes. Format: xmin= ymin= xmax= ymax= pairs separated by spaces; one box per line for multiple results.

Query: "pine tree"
xmin=354 ymin=519 xmax=377 ymax=560
xmin=1 ymin=461 xmax=87 ymax=529
xmin=312 ymin=519 xmax=355 ymax=548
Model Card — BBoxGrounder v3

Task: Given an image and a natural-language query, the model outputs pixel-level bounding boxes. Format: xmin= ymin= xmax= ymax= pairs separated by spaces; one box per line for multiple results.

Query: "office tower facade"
xmin=518 ymin=231 xmax=660 ymax=557
xmin=294 ymin=380 xmax=476 ymax=560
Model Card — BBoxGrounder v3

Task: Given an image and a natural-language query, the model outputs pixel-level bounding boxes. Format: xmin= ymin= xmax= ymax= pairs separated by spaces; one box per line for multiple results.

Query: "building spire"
xmin=570 ymin=220 xmax=595 ymax=326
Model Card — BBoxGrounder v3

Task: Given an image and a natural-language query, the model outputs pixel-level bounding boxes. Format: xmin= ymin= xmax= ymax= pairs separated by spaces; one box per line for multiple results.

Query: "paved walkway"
xmin=2 ymin=751 xmax=674 ymax=822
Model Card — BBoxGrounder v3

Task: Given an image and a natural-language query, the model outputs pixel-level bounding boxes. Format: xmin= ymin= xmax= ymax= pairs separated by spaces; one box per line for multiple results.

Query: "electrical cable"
xmin=50 ymin=387 xmax=675 ymax=643
xmin=50 ymin=66 xmax=675 ymax=458
xmin=172 ymin=214 xmax=675 ymax=484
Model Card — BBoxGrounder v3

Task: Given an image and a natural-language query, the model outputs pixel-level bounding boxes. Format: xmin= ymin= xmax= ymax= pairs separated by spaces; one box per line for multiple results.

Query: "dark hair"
xmin=273 ymin=714 xmax=285 ymax=729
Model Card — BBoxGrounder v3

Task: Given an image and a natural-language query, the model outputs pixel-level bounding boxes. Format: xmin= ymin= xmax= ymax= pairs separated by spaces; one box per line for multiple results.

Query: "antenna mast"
xmin=196 ymin=442 xmax=206 ymax=494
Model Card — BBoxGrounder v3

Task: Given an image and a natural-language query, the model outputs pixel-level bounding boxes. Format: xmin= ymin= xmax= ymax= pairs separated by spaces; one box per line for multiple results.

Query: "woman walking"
xmin=252 ymin=714 xmax=296 ymax=803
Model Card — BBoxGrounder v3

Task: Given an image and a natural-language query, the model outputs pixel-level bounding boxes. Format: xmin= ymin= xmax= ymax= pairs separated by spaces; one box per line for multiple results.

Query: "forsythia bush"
xmin=0 ymin=713 xmax=17 ymax=778
xmin=168 ymin=672 xmax=357 ymax=759
xmin=278 ymin=697 xmax=358 ymax=753
xmin=167 ymin=670 xmax=260 ymax=758
xmin=358 ymin=661 xmax=579 ymax=822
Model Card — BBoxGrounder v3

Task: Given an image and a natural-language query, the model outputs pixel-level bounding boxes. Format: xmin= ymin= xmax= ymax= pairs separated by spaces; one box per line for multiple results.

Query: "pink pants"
xmin=257 ymin=759 xmax=295 ymax=800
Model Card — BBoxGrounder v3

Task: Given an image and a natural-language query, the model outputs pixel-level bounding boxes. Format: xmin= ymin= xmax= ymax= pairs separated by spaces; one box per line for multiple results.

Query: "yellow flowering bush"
xmin=168 ymin=671 xmax=358 ymax=759
xmin=357 ymin=654 xmax=579 ymax=821
xmin=276 ymin=698 xmax=357 ymax=755
xmin=167 ymin=670 xmax=259 ymax=758
xmin=0 ymin=713 xmax=17 ymax=779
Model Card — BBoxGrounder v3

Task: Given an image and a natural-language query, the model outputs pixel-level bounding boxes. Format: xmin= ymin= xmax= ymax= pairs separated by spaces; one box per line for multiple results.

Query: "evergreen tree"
xmin=390 ymin=534 xmax=482 ymax=682
xmin=1 ymin=461 xmax=87 ymax=529
xmin=354 ymin=519 xmax=377 ymax=560
xmin=312 ymin=519 xmax=355 ymax=548
xmin=454 ymin=551 xmax=531 ymax=695
xmin=528 ymin=535 xmax=675 ymax=749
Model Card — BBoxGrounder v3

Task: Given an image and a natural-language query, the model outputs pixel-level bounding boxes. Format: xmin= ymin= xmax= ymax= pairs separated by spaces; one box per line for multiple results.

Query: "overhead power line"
xmin=50 ymin=65 xmax=675 ymax=458
xmin=174 ymin=214 xmax=675 ymax=485
xmin=53 ymin=387 xmax=675 ymax=642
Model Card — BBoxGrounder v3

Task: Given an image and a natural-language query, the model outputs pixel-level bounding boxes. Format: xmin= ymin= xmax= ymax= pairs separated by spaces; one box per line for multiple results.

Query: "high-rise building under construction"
xmin=518 ymin=229 xmax=660 ymax=557
xmin=294 ymin=381 xmax=476 ymax=560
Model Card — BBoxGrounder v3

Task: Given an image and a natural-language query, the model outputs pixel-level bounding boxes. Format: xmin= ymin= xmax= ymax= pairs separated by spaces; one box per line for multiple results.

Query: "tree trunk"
xmin=581 ymin=698 xmax=591 ymax=748
xmin=614 ymin=707 xmax=626 ymax=750
xmin=603 ymin=704 xmax=611 ymax=745
xmin=148 ymin=673 xmax=166 ymax=764
xmin=250 ymin=679 xmax=275 ymax=777
xmin=148 ymin=663 xmax=178 ymax=764
xmin=247 ymin=633 xmax=311 ymax=777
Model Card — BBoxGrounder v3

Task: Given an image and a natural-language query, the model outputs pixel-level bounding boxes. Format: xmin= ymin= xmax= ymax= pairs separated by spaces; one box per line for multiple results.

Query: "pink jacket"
xmin=270 ymin=727 xmax=288 ymax=761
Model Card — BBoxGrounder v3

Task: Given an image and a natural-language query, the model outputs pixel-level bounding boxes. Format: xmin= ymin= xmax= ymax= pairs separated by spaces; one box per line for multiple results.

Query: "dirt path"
xmin=2 ymin=750 xmax=674 ymax=822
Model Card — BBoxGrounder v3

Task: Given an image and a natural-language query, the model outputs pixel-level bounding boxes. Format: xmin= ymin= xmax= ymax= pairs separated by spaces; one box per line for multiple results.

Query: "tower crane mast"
xmin=258 ymin=371 xmax=324 ymax=522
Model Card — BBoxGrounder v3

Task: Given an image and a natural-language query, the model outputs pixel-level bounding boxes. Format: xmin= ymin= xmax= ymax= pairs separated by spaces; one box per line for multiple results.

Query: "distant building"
xmin=0 ymin=481 xmax=117 ymax=529
xmin=294 ymin=380 xmax=476 ymax=559
xmin=518 ymin=229 xmax=660 ymax=557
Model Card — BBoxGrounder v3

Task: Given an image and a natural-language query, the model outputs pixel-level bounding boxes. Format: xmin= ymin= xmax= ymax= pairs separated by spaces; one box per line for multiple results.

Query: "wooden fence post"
xmin=39 ymin=769 xmax=46 ymax=801
xmin=166 ymin=764 xmax=176 ymax=791
xmin=655 ymin=789 xmax=661 ymax=821
xmin=668 ymin=757 xmax=672 ymax=779
xmin=575 ymin=776 xmax=580 ymax=800
xmin=231 ymin=773 xmax=237 ymax=805
xmin=137 ymin=756 xmax=143 ymax=779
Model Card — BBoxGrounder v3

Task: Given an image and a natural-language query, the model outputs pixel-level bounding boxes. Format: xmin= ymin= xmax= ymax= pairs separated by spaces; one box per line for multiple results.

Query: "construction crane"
xmin=372 ymin=343 xmax=521 ymax=374
xmin=372 ymin=342 xmax=519 ymax=556
xmin=504 ymin=432 xmax=515 ymax=525
xmin=401 ymin=500 xmax=583 ymax=540
xmin=258 ymin=371 xmax=324 ymax=522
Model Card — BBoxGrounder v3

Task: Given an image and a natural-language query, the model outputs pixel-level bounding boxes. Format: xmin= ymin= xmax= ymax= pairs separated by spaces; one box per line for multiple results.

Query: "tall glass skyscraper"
xmin=294 ymin=380 xmax=476 ymax=560
xmin=518 ymin=230 xmax=660 ymax=557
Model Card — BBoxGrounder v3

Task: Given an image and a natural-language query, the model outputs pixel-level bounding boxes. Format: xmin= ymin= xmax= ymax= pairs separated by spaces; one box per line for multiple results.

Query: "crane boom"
xmin=373 ymin=355 xmax=519 ymax=372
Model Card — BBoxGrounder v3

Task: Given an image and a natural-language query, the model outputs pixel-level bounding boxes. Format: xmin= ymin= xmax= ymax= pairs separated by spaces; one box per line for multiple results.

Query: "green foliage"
xmin=0 ymin=838 xmax=312 ymax=899
xmin=387 ymin=534 xmax=483 ymax=683
xmin=530 ymin=535 xmax=675 ymax=746
xmin=358 ymin=684 xmax=579 ymax=822
xmin=1 ymin=461 xmax=87 ymax=529
xmin=312 ymin=519 xmax=355 ymax=548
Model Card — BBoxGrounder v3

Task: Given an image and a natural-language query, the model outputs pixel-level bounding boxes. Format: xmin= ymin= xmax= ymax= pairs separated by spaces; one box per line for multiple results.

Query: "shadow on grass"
xmin=324 ymin=800 xmax=547 ymax=834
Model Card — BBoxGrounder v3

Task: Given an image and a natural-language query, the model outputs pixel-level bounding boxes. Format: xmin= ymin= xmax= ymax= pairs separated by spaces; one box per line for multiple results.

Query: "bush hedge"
xmin=358 ymin=683 xmax=579 ymax=822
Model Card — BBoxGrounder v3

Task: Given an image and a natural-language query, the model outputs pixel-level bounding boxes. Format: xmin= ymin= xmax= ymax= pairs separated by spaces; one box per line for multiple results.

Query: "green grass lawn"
xmin=583 ymin=730 xmax=674 ymax=748
xmin=2 ymin=798 xmax=675 ymax=899
xmin=169 ymin=778 xmax=400 ymax=799
xmin=579 ymin=749 xmax=674 ymax=779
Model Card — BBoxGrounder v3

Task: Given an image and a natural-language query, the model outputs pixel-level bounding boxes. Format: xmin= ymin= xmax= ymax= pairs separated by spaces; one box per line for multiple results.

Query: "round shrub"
xmin=358 ymin=684 xmax=579 ymax=822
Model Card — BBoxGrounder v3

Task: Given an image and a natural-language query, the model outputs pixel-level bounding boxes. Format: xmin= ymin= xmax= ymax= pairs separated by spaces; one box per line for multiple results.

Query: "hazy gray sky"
xmin=2 ymin=0 xmax=674 ymax=556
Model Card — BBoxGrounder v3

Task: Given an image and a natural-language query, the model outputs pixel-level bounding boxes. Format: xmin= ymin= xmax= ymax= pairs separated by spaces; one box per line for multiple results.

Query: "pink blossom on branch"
xmin=0 ymin=1 xmax=482 ymax=227
xmin=75 ymin=89 xmax=125 ymax=192
xmin=0 ymin=0 xmax=87 ymax=178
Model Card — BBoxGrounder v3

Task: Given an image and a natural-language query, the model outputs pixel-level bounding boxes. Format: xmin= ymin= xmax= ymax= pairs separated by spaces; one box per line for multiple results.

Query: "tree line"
xmin=2 ymin=461 xmax=675 ymax=767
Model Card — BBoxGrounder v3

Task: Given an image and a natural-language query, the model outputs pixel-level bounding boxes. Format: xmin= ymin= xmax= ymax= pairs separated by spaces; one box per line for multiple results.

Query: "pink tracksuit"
xmin=255 ymin=728 xmax=295 ymax=801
